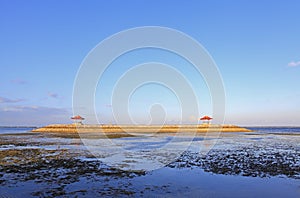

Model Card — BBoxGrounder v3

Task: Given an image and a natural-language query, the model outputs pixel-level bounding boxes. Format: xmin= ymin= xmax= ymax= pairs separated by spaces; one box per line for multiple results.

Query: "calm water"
xmin=0 ymin=126 xmax=299 ymax=197
xmin=0 ymin=126 xmax=36 ymax=134
xmin=248 ymin=127 xmax=300 ymax=135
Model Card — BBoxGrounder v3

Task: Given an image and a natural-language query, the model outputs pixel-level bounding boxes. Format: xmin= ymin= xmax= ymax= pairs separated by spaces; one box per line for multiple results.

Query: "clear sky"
xmin=0 ymin=0 xmax=299 ymax=126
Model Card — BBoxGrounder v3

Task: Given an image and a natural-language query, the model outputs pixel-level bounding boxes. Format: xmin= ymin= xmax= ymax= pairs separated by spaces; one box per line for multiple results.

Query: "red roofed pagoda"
xmin=71 ymin=115 xmax=85 ymax=125
xmin=200 ymin=115 xmax=213 ymax=124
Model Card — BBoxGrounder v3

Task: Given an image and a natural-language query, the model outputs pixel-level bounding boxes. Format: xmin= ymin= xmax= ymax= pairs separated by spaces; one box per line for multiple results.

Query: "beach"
xmin=2 ymin=1 xmax=300 ymax=197
xmin=32 ymin=124 xmax=252 ymax=133
xmin=0 ymin=126 xmax=299 ymax=197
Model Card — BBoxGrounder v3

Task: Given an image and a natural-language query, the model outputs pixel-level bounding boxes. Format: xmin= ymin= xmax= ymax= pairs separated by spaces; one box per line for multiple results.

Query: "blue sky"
xmin=0 ymin=0 xmax=299 ymax=126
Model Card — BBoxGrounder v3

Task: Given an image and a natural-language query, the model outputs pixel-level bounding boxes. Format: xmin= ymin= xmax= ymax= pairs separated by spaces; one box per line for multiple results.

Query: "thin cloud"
xmin=1 ymin=106 xmax=36 ymax=112
xmin=288 ymin=61 xmax=300 ymax=67
xmin=10 ymin=78 xmax=27 ymax=84
xmin=0 ymin=96 xmax=25 ymax=103
xmin=48 ymin=92 xmax=59 ymax=99
xmin=0 ymin=105 xmax=63 ymax=112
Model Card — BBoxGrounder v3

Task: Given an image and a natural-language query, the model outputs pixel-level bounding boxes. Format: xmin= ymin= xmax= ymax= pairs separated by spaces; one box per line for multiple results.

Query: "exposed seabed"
xmin=0 ymin=129 xmax=299 ymax=197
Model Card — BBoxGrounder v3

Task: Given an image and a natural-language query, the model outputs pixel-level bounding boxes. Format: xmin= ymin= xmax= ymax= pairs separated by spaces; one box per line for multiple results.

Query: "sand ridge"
xmin=32 ymin=124 xmax=252 ymax=133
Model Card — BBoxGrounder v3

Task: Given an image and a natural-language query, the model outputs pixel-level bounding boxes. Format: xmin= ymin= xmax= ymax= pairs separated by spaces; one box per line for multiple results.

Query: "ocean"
xmin=0 ymin=126 xmax=299 ymax=197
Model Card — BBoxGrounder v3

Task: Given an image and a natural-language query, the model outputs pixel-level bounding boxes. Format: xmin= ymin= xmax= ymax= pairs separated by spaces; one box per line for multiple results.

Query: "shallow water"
xmin=0 ymin=126 xmax=299 ymax=197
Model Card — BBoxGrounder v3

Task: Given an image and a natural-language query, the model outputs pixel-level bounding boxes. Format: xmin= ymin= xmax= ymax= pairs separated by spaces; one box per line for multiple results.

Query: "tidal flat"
xmin=0 ymin=127 xmax=299 ymax=197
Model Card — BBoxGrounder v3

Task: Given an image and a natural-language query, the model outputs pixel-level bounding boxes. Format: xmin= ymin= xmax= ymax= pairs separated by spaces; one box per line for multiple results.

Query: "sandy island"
xmin=32 ymin=124 xmax=252 ymax=133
